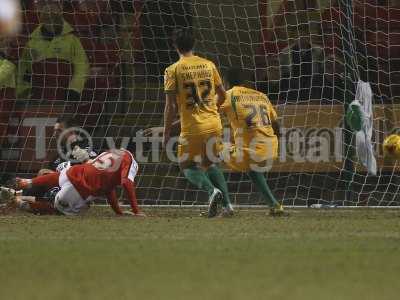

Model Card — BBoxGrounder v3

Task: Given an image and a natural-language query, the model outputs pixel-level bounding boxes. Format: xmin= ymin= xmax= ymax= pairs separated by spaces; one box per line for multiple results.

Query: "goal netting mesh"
xmin=1 ymin=0 xmax=400 ymax=207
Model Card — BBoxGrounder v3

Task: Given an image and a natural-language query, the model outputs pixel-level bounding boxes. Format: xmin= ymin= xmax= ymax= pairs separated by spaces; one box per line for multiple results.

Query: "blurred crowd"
xmin=0 ymin=0 xmax=399 ymax=105
xmin=257 ymin=0 xmax=400 ymax=104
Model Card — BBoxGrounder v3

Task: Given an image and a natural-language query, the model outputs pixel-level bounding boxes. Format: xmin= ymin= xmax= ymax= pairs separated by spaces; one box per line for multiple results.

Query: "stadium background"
xmin=1 ymin=0 xmax=400 ymax=206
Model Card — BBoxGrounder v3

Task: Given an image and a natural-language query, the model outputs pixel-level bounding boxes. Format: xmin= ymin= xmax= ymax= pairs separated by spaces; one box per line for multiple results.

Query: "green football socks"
xmin=183 ymin=167 xmax=215 ymax=196
xmin=206 ymin=165 xmax=231 ymax=207
xmin=248 ymin=171 xmax=279 ymax=207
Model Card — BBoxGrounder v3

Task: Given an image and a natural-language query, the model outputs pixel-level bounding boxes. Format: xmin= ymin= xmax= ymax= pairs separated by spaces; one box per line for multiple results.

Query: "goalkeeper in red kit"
xmin=11 ymin=149 xmax=144 ymax=217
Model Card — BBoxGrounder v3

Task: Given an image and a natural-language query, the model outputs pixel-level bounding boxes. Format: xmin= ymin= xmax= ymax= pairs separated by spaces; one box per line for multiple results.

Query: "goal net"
xmin=1 ymin=0 xmax=400 ymax=207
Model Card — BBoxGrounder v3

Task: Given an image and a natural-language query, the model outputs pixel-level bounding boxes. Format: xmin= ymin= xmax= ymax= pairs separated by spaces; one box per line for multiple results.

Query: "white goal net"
xmin=1 ymin=0 xmax=400 ymax=207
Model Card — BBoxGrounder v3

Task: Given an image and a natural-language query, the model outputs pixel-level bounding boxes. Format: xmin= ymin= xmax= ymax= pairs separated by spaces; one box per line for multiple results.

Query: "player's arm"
xmin=106 ymin=189 xmax=123 ymax=215
xmin=143 ymin=118 xmax=181 ymax=137
xmin=269 ymin=102 xmax=281 ymax=138
xmin=170 ymin=118 xmax=181 ymax=135
xmin=118 ymin=154 xmax=144 ymax=216
xmin=272 ymin=120 xmax=281 ymax=138
xmin=121 ymin=178 xmax=144 ymax=216
xmin=215 ymin=84 xmax=226 ymax=108
xmin=212 ymin=63 xmax=226 ymax=107
xmin=163 ymin=66 xmax=178 ymax=147
xmin=163 ymin=92 xmax=178 ymax=148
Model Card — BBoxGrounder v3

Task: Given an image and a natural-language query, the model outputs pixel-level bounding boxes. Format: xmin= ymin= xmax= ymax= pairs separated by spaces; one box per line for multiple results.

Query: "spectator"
xmin=17 ymin=0 xmax=89 ymax=102
xmin=0 ymin=37 xmax=16 ymax=89
xmin=0 ymin=37 xmax=16 ymax=145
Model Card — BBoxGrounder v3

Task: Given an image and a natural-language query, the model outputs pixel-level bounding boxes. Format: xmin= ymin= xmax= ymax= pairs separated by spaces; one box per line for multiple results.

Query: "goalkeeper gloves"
xmin=72 ymin=146 xmax=90 ymax=162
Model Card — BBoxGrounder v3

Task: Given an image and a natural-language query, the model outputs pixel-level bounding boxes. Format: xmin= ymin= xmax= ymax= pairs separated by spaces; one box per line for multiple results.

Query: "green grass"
xmin=0 ymin=208 xmax=399 ymax=300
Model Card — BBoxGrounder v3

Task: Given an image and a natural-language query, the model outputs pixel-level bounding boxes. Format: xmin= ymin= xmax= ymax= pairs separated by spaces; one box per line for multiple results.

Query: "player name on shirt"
xmin=180 ymin=69 xmax=212 ymax=81
xmin=181 ymin=64 xmax=208 ymax=70
xmin=233 ymin=94 xmax=266 ymax=103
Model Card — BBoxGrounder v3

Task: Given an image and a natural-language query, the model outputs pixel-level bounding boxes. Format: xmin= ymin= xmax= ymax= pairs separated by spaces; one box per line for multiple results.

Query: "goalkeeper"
xmin=219 ymin=68 xmax=285 ymax=215
xmin=42 ymin=115 xmax=97 ymax=175
xmin=22 ymin=115 xmax=97 ymax=205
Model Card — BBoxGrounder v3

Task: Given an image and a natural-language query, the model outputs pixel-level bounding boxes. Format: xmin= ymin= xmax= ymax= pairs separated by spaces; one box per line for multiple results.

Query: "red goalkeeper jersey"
xmin=66 ymin=149 xmax=140 ymax=214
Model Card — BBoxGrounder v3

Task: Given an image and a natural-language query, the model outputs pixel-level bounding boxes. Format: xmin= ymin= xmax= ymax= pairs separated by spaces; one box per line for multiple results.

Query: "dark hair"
xmin=56 ymin=115 xmax=79 ymax=128
xmin=173 ymin=29 xmax=195 ymax=53
xmin=226 ymin=67 xmax=246 ymax=86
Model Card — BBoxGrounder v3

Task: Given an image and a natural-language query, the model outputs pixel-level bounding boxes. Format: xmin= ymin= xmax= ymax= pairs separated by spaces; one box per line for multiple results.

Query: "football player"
xmin=146 ymin=67 xmax=286 ymax=216
xmin=41 ymin=115 xmax=97 ymax=175
xmin=13 ymin=149 xmax=144 ymax=216
xmin=21 ymin=115 xmax=97 ymax=207
xmin=163 ymin=29 xmax=233 ymax=217
xmin=219 ymin=68 xmax=285 ymax=215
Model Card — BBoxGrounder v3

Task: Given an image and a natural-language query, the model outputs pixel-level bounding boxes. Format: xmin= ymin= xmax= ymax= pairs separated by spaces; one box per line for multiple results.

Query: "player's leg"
xmin=178 ymin=135 xmax=221 ymax=217
xmin=53 ymin=168 xmax=89 ymax=216
xmin=0 ymin=186 xmax=58 ymax=215
xmin=182 ymin=165 xmax=223 ymax=218
xmin=21 ymin=165 xmax=55 ymax=198
xmin=247 ymin=171 xmax=282 ymax=208
xmin=247 ymin=138 xmax=285 ymax=215
xmin=181 ymin=164 xmax=215 ymax=195
xmin=20 ymin=169 xmax=58 ymax=205
xmin=16 ymin=196 xmax=58 ymax=215
xmin=15 ymin=172 xmax=60 ymax=190
xmin=204 ymin=165 xmax=233 ymax=214
xmin=54 ymin=184 xmax=89 ymax=216
xmin=202 ymin=132 xmax=233 ymax=216
xmin=13 ymin=171 xmax=65 ymax=214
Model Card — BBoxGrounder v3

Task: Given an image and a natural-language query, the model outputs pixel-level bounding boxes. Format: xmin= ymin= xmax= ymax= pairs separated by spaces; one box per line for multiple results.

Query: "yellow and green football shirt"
xmin=219 ymin=86 xmax=278 ymax=171
xmin=220 ymin=86 xmax=278 ymax=146
xmin=164 ymin=55 xmax=223 ymax=136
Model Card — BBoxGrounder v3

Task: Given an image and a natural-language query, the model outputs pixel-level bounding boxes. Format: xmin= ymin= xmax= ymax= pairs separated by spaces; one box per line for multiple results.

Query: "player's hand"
xmin=143 ymin=127 xmax=164 ymax=137
xmin=72 ymin=146 xmax=90 ymax=162
xmin=122 ymin=210 xmax=146 ymax=217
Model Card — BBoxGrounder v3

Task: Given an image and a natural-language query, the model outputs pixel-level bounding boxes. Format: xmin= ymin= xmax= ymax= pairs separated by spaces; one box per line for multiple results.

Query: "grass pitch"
xmin=0 ymin=208 xmax=399 ymax=300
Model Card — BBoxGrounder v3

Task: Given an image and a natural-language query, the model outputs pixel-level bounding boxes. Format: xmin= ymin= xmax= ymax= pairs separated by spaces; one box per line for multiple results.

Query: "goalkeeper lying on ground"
xmin=1 ymin=149 xmax=144 ymax=217
xmin=22 ymin=116 xmax=98 ymax=205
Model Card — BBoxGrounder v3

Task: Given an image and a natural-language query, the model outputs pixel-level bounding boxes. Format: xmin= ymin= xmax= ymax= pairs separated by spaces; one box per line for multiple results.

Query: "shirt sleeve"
xmin=212 ymin=63 xmax=223 ymax=87
xmin=164 ymin=66 xmax=176 ymax=93
xmin=119 ymin=152 xmax=140 ymax=214
xmin=121 ymin=179 xmax=140 ymax=214
xmin=106 ymin=189 xmax=123 ymax=215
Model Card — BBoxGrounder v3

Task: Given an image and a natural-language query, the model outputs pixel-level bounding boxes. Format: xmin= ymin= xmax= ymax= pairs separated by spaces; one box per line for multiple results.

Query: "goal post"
xmin=1 ymin=0 xmax=400 ymax=207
